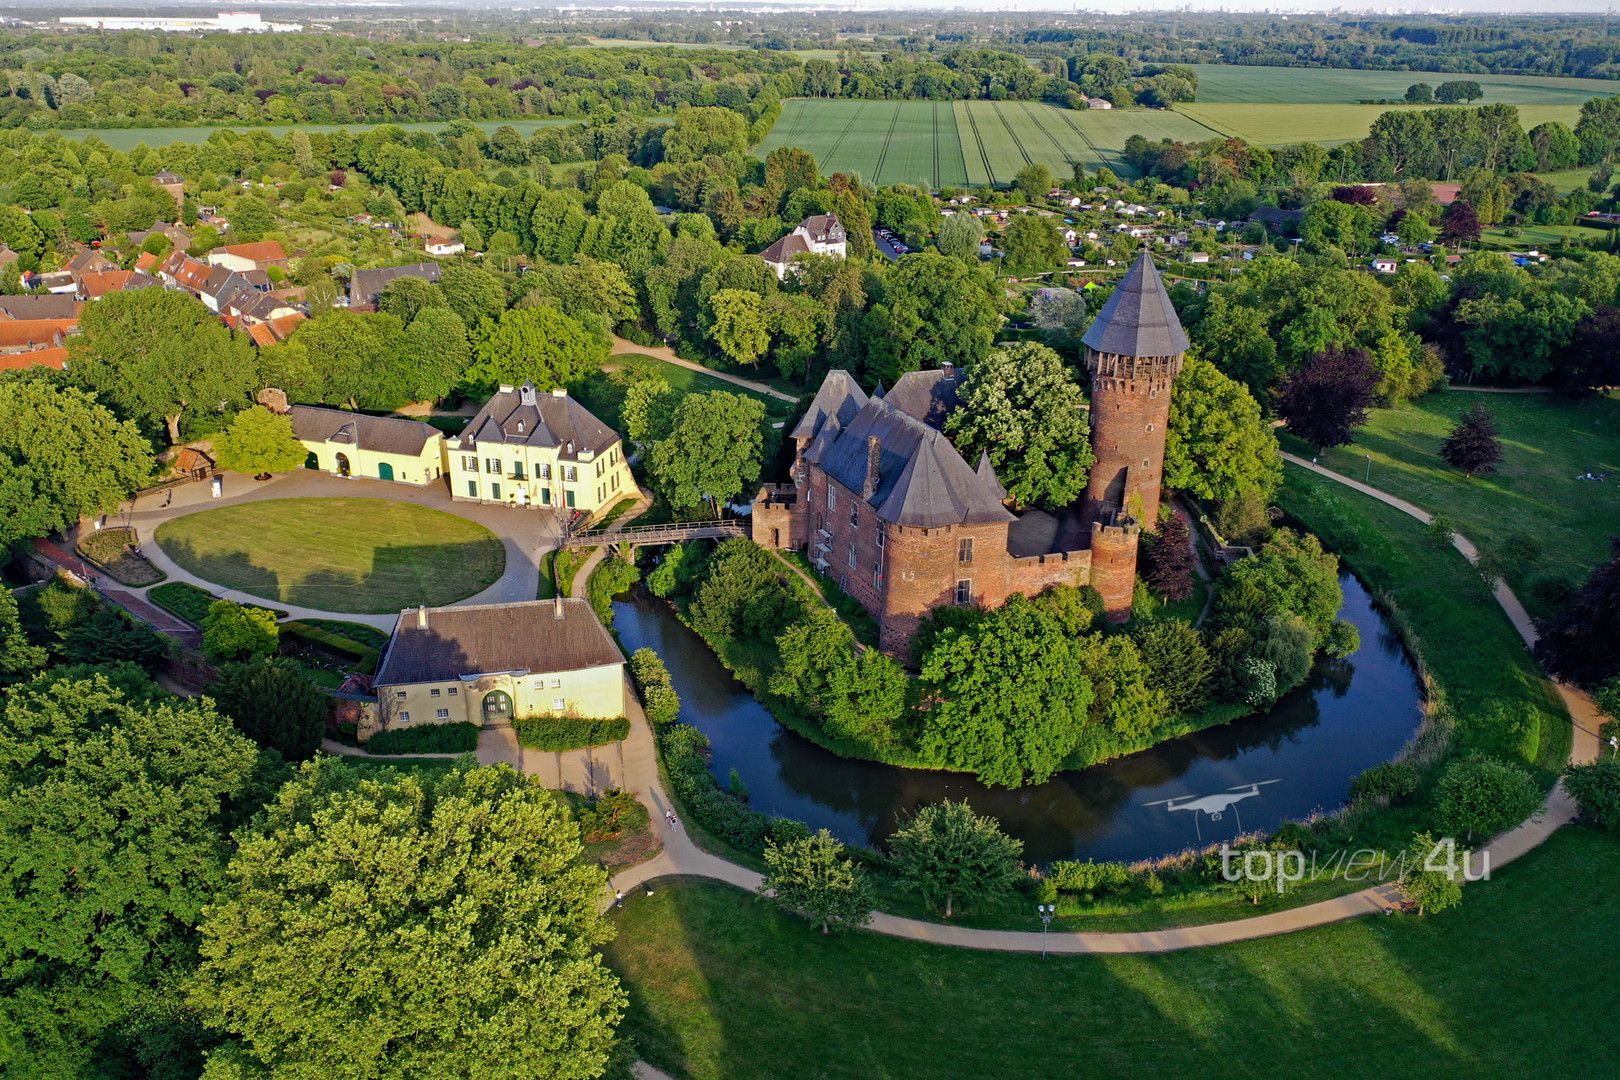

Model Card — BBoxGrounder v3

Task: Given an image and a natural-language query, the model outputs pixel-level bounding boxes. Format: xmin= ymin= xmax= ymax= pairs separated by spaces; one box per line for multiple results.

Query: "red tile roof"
xmin=216 ymin=240 xmax=287 ymax=263
xmin=0 ymin=320 xmax=73 ymax=349
xmin=0 ymin=346 xmax=68 ymax=370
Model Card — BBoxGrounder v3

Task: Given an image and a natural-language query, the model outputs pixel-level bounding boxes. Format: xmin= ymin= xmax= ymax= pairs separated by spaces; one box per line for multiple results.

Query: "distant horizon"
xmin=10 ymin=1 xmax=1620 ymax=17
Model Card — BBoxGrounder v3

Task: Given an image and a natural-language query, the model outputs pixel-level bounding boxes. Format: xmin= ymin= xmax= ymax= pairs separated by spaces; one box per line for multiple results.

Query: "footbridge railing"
xmin=560 ymin=519 xmax=749 ymax=549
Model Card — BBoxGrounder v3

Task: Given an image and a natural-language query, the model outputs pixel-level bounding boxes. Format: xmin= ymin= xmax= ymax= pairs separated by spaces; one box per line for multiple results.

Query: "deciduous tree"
xmin=1165 ymin=354 xmax=1282 ymax=501
xmin=464 ymin=306 xmax=608 ymax=396
xmin=211 ymin=407 xmax=309 ymax=476
xmin=888 ymin=799 xmax=1023 ymax=918
xmin=1276 ymin=345 xmax=1379 ymax=451
xmin=759 ymin=828 xmax=873 ymax=934
xmin=193 ymin=760 xmax=624 ymax=1080
xmin=210 ymin=657 xmax=329 ymax=762
xmin=1399 ymin=832 xmax=1466 ymax=916
xmin=944 ymin=341 xmax=1093 ymax=509
xmin=647 ymin=392 xmax=765 ymax=515
xmin=201 ymin=600 xmax=279 ymax=663
xmin=1436 ymin=753 xmax=1541 ymax=841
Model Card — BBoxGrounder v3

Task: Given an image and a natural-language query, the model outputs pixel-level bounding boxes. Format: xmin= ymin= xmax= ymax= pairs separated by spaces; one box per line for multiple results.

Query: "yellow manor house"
xmin=372 ymin=598 xmax=628 ymax=732
xmin=451 ymin=382 xmax=633 ymax=512
xmin=288 ymin=381 xmax=633 ymax=517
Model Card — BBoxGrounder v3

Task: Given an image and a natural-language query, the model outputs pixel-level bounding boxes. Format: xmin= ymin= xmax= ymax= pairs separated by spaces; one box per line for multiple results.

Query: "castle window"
xmin=955 ymin=579 xmax=972 ymax=605
xmin=850 ymin=506 xmax=858 ymax=527
xmin=876 ymin=529 xmax=884 ymax=549
xmin=553 ymin=697 xmax=566 ymax=711
xmin=847 ymin=546 xmax=856 ymax=568
xmin=485 ymin=458 xmax=501 ymax=474
xmin=396 ymin=691 xmax=407 ymax=700
xmin=447 ymin=687 xmax=458 ymax=696
xmin=827 ymin=488 xmax=836 ymax=511
xmin=461 ymin=455 xmax=476 ymax=471
xmin=1144 ymin=458 xmax=1151 ymax=467
xmin=958 ymin=538 xmax=974 ymax=565
xmin=1145 ymin=424 xmax=1154 ymax=433
xmin=873 ymin=568 xmax=881 ymax=588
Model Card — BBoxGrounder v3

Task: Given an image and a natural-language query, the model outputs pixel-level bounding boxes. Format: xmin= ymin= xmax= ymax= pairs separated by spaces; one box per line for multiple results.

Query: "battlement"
xmin=1086 ymin=348 xmax=1185 ymax=393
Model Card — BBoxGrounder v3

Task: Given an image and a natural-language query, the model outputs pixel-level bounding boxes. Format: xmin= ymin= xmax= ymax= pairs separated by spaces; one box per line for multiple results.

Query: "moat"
xmin=613 ymin=572 xmax=1424 ymax=865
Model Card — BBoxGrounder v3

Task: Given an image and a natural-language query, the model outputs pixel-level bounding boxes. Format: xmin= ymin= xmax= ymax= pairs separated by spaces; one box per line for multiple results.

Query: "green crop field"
xmin=1188 ymin=63 xmax=1620 ymax=105
xmin=760 ymin=98 xmax=1220 ymax=187
xmin=1178 ymin=102 xmax=1583 ymax=147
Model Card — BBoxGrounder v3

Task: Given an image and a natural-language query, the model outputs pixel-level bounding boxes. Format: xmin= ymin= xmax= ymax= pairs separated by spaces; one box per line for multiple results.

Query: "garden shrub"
xmin=576 ymin=788 xmax=648 ymax=842
xmin=1351 ymin=760 xmax=1421 ymax=803
xmin=512 ymin=715 xmax=630 ymax=751
xmin=1563 ymin=760 xmax=1620 ymax=829
xmin=588 ymin=556 xmax=640 ymax=626
xmin=629 ymin=648 xmax=681 ymax=727
xmin=364 ymin=721 xmax=479 ymax=755
xmin=300 ymin=619 xmax=389 ymax=649
xmin=280 ymin=621 xmax=381 ymax=674
xmin=1048 ymin=860 xmax=1133 ymax=896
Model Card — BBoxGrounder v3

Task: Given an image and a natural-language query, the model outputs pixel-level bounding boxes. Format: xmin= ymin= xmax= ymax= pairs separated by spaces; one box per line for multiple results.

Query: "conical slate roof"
xmin=1081 ymin=249 xmax=1189 ymax=358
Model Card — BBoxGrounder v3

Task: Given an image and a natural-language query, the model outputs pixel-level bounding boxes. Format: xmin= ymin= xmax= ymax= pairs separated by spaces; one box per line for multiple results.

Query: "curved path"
xmin=610 ymin=336 xmax=799 ymax=404
xmin=93 ymin=470 xmax=560 ymax=631
xmin=597 ymin=456 xmax=1602 ymax=955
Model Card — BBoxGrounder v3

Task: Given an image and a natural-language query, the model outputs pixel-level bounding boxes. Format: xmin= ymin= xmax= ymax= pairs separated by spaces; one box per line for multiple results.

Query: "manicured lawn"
xmin=1278 ymin=389 xmax=1620 ymax=620
xmin=154 ymin=498 xmax=505 ymax=613
xmin=1277 ymin=467 xmax=1570 ymax=777
xmin=605 ymin=826 xmax=1619 ymax=1080
xmin=148 ymin=581 xmax=285 ymax=624
xmin=577 ymin=353 xmax=796 ymax=435
xmin=1478 ymin=222 xmax=1608 ymax=249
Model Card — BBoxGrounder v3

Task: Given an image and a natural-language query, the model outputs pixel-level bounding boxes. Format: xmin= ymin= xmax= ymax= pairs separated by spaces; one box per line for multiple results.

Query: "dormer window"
xmin=516 ymin=421 xmax=524 ymax=433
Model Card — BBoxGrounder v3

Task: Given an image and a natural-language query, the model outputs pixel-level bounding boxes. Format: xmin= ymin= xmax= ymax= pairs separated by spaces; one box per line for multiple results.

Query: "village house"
xmin=0 ymin=294 xmax=81 ymax=322
xmin=206 ymin=240 xmax=290 ymax=274
xmin=759 ymin=214 xmax=847 ymax=279
xmin=75 ymin=270 xmax=162 ymax=300
xmin=1084 ymin=96 xmax=1113 ymax=109
xmin=1371 ymin=257 xmax=1399 ymax=274
xmin=349 ymin=262 xmax=442 ymax=308
xmin=288 ymin=404 xmax=446 ymax=485
xmin=372 ymin=598 xmax=626 ymax=734
xmin=450 ymin=382 xmax=633 ymax=514
xmin=425 ymin=239 xmax=466 ymax=257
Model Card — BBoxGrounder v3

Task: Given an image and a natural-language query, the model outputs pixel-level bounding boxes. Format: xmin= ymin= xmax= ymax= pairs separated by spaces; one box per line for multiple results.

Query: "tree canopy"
xmin=464 ymin=306 xmax=608 ymax=396
xmin=1164 ymin=354 xmax=1281 ymax=502
xmin=647 ymin=391 xmax=765 ymax=514
xmin=888 ymin=800 xmax=1023 ymax=918
xmin=211 ymin=407 xmax=309 ymax=476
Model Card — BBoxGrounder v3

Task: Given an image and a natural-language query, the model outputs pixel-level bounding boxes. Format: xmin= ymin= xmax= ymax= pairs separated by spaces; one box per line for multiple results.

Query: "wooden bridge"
xmin=559 ymin=518 xmax=749 ymax=550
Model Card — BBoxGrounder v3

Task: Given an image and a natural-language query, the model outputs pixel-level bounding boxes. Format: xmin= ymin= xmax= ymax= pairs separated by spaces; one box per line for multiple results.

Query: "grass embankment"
xmin=606 ymin=826 xmax=1620 ymax=1080
xmin=153 ymin=498 xmax=505 ymax=614
xmin=1278 ymin=389 xmax=1620 ymax=621
xmin=148 ymin=581 xmax=285 ymax=624
xmin=1278 ymin=467 xmax=1571 ymax=782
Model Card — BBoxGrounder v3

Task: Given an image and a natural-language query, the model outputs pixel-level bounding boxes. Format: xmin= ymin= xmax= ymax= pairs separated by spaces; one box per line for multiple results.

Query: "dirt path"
xmin=610 ymin=336 xmax=799 ymax=404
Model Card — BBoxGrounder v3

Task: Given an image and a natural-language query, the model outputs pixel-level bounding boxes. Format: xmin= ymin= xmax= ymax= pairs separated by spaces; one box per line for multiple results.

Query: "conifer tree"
xmin=1440 ymin=401 xmax=1504 ymax=477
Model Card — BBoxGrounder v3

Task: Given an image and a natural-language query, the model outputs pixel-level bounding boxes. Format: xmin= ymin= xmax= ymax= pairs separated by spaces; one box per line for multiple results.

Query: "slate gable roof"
xmin=802 ymin=370 xmax=1012 ymax=529
xmin=289 ymin=405 xmax=439 ymax=457
xmin=759 ymin=232 xmax=811 ymax=266
xmin=882 ymin=368 xmax=961 ymax=431
xmin=791 ymin=368 xmax=866 ymax=440
xmin=0 ymin=294 xmax=81 ymax=320
xmin=375 ymin=598 xmax=624 ymax=685
xmin=350 ymin=262 xmax=442 ymax=306
xmin=1081 ymin=249 xmax=1189 ymax=358
xmin=456 ymin=383 xmax=619 ymax=460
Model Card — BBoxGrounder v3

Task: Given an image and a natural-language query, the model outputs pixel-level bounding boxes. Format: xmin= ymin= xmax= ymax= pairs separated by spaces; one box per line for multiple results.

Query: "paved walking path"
xmin=599 ymin=455 xmax=1602 ymax=956
xmin=610 ymin=335 xmax=799 ymax=403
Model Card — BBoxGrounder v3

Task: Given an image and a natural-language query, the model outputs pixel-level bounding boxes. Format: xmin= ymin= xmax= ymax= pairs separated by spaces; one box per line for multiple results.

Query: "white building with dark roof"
xmin=289 ymin=405 xmax=446 ymax=485
xmin=373 ymin=598 xmax=627 ymax=734
xmin=450 ymin=382 xmax=633 ymax=514
xmin=759 ymin=213 xmax=847 ymax=279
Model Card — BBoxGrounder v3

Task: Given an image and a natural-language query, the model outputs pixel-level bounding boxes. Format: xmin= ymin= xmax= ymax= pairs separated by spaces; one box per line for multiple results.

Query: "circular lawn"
xmin=153 ymin=498 xmax=506 ymax=614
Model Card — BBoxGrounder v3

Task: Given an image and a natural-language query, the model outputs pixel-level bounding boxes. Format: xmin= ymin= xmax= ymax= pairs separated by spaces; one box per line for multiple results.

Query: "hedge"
xmin=1564 ymin=760 xmax=1620 ymax=829
xmin=363 ymin=721 xmax=479 ymax=755
xmin=149 ymin=581 xmax=285 ymax=625
xmin=659 ymin=723 xmax=805 ymax=855
xmin=280 ymin=621 xmax=381 ymax=674
xmin=300 ymin=618 xmax=389 ymax=650
xmin=629 ymin=647 xmax=681 ymax=727
xmin=513 ymin=715 xmax=630 ymax=751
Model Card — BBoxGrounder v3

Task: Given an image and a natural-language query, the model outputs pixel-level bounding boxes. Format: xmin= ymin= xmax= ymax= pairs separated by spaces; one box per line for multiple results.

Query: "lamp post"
xmin=1610 ymin=736 xmax=1617 ymax=759
xmin=1365 ymin=454 xmax=1373 ymax=483
xmin=1037 ymin=903 xmax=1056 ymax=959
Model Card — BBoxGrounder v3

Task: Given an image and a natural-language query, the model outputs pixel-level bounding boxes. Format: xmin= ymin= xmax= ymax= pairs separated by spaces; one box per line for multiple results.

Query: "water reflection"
xmin=613 ymin=573 xmax=1422 ymax=865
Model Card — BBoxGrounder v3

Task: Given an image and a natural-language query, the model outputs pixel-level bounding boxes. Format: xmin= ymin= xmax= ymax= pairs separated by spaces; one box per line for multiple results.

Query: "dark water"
xmin=613 ymin=574 xmax=1423 ymax=865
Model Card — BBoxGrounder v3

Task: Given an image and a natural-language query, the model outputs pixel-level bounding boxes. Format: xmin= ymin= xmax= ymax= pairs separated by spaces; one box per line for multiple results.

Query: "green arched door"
xmin=481 ymin=690 xmax=513 ymax=725
xmin=378 ymin=461 xmax=395 ymax=482
xmin=304 ymin=451 xmax=319 ymax=470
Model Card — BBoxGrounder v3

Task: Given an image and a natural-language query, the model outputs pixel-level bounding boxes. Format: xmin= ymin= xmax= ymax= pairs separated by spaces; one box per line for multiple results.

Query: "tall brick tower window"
xmin=1079 ymin=249 xmax=1189 ymax=532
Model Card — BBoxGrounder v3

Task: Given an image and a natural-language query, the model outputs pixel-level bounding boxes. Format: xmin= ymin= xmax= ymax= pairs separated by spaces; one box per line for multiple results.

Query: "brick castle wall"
xmin=1083 ymin=350 xmax=1182 ymax=531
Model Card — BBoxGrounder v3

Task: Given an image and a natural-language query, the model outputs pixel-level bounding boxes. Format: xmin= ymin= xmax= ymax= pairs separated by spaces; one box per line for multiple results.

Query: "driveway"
xmin=83 ymin=470 xmax=563 ymax=629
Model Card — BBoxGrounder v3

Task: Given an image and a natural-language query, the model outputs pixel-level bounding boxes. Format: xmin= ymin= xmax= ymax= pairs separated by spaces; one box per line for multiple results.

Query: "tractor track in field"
xmin=1054 ymin=107 xmax=1110 ymax=172
xmin=871 ymin=101 xmax=903 ymax=185
xmin=961 ymin=103 xmax=999 ymax=186
xmin=932 ymin=101 xmax=941 ymax=188
xmin=990 ymin=101 xmax=1035 ymax=167
xmin=1018 ymin=101 xmax=1079 ymax=167
xmin=821 ymin=100 xmax=867 ymax=168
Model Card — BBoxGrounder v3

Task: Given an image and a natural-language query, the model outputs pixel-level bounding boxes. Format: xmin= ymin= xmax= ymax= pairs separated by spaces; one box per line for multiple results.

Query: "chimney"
xmin=862 ymin=436 xmax=881 ymax=500
xmin=551 ymin=387 xmax=568 ymax=398
xmin=941 ymin=361 xmax=956 ymax=382
xmin=553 ymin=595 xmax=564 ymax=619
xmin=416 ymin=605 xmax=428 ymax=629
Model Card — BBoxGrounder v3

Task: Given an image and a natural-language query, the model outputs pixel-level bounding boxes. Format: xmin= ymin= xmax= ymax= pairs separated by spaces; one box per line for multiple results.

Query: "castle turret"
xmin=1081 ymin=250 xmax=1188 ymax=622
xmin=1080 ymin=249 xmax=1188 ymax=533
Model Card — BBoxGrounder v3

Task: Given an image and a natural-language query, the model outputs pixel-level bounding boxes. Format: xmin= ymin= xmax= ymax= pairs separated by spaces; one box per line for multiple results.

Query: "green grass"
xmin=1187 ymin=63 xmax=1620 ymax=105
xmin=1178 ymin=102 xmax=1583 ymax=148
xmin=596 ymin=497 xmax=642 ymax=530
xmin=578 ymin=353 xmax=795 ymax=436
xmin=1278 ymin=389 xmax=1620 ymax=620
xmin=1277 ymin=466 xmax=1571 ymax=776
xmin=1478 ymin=223 xmax=1608 ymax=249
xmin=153 ymin=498 xmax=505 ymax=614
xmin=961 ymin=99 xmax=1222 ymax=184
xmin=538 ymin=550 xmax=558 ymax=600
xmin=605 ymin=825 xmax=1620 ymax=1080
xmin=147 ymin=581 xmax=285 ymax=625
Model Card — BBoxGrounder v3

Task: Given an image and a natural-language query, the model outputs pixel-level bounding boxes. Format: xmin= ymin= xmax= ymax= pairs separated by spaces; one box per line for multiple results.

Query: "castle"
xmin=754 ymin=250 xmax=1188 ymax=654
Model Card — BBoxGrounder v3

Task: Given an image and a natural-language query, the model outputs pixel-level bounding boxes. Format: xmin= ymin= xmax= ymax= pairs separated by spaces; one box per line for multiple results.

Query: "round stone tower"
xmin=1080 ymin=250 xmax=1189 ymax=621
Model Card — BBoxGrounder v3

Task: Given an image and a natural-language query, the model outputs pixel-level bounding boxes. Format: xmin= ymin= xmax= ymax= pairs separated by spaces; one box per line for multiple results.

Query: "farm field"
xmin=1187 ymin=63 xmax=1620 ymax=105
xmin=1178 ymin=102 xmax=1582 ymax=147
xmin=59 ymin=117 xmax=581 ymax=152
xmin=760 ymin=98 xmax=1219 ymax=185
